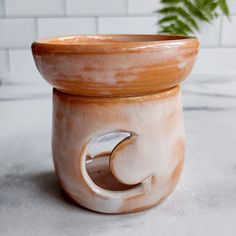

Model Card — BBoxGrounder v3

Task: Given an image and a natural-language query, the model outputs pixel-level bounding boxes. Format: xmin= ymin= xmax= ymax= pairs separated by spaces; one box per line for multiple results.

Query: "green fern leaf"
xmin=161 ymin=24 xmax=189 ymax=35
xmin=218 ymin=0 xmax=230 ymax=17
xmin=171 ymin=27 xmax=189 ymax=35
xmin=207 ymin=2 xmax=218 ymax=11
xmin=160 ymin=0 xmax=182 ymax=4
xmin=158 ymin=16 xmax=193 ymax=34
xmin=196 ymin=1 xmax=218 ymax=21
xmin=176 ymin=19 xmax=194 ymax=33
xmin=158 ymin=6 xmax=199 ymax=31
xmin=158 ymin=15 xmax=178 ymax=24
xmin=159 ymin=29 xmax=173 ymax=34
xmin=157 ymin=0 xmax=230 ymax=36
xmin=184 ymin=0 xmax=210 ymax=22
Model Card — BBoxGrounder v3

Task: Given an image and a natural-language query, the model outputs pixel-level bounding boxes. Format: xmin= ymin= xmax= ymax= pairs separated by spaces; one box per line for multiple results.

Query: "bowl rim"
xmin=33 ymin=34 xmax=197 ymax=45
xmin=32 ymin=34 xmax=199 ymax=54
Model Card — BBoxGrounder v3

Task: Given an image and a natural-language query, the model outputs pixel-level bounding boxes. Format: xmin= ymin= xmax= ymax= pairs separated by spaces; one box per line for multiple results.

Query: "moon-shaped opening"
xmin=86 ymin=132 xmax=138 ymax=191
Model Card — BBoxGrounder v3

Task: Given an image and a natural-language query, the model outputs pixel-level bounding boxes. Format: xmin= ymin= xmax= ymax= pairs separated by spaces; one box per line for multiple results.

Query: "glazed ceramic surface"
xmin=32 ymin=34 xmax=199 ymax=97
xmin=32 ymin=34 xmax=199 ymax=213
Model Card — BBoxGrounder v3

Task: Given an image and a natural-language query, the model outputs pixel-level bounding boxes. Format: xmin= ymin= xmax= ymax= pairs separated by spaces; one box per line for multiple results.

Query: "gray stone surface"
xmin=0 ymin=75 xmax=236 ymax=236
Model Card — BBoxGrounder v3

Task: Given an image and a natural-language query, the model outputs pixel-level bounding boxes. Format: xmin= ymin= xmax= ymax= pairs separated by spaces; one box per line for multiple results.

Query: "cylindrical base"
xmin=52 ymin=86 xmax=185 ymax=213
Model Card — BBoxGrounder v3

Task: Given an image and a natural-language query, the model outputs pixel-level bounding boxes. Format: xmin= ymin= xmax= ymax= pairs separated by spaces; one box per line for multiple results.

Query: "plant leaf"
xmin=160 ymin=0 xmax=182 ymax=4
xmin=161 ymin=23 xmax=189 ymax=35
xmin=158 ymin=15 xmax=178 ymax=24
xmin=158 ymin=6 xmax=199 ymax=31
xmin=218 ymin=0 xmax=230 ymax=16
xmin=157 ymin=0 xmax=230 ymax=36
xmin=184 ymin=0 xmax=210 ymax=22
xmin=176 ymin=18 xmax=194 ymax=33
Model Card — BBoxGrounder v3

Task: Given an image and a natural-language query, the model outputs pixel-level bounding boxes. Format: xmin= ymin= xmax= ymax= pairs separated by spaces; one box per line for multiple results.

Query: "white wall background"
xmin=0 ymin=0 xmax=236 ymax=83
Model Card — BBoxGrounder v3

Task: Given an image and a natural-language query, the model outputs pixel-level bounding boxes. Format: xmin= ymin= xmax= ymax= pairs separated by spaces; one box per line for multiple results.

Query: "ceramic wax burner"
xmin=32 ymin=34 xmax=199 ymax=214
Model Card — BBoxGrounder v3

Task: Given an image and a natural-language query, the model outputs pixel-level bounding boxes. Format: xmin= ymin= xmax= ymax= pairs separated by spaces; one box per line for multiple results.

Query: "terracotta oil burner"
xmin=32 ymin=34 xmax=199 ymax=213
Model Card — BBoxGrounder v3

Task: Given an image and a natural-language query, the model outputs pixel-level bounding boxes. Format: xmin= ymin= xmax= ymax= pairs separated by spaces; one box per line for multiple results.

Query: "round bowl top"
xmin=32 ymin=34 xmax=199 ymax=97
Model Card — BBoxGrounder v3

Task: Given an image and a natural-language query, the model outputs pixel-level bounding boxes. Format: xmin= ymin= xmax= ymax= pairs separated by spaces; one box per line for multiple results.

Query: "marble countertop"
xmin=0 ymin=75 xmax=236 ymax=236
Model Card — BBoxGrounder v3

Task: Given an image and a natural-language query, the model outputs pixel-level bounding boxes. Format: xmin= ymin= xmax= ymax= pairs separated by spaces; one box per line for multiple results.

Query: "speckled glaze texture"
xmin=32 ymin=34 xmax=199 ymax=214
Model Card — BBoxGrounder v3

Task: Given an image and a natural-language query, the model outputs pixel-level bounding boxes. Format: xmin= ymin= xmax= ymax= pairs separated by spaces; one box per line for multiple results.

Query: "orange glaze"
xmin=32 ymin=34 xmax=199 ymax=213
xmin=32 ymin=34 xmax=199 ymax=97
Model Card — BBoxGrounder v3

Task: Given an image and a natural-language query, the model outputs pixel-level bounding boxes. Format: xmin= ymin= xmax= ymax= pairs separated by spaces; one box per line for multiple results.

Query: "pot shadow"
xmin=28 ymin=170 xmax=89 ymax=211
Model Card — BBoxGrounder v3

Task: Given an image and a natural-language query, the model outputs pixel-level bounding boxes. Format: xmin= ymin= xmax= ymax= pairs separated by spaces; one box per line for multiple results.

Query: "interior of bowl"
xmin=35 ymin=34 xmax=196 ymax=45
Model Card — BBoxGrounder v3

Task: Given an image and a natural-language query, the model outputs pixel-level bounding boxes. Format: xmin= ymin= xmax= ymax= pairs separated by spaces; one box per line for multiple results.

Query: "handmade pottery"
xmin=32 ymin=34 xmax=199 ymax=213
